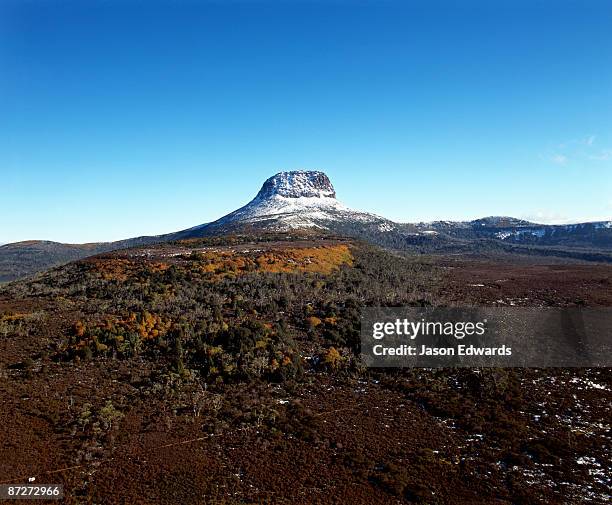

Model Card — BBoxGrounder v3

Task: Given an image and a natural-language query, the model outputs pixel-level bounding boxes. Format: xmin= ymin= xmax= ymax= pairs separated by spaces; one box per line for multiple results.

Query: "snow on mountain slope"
xmin=202 ymin=170 xmax=396 ymax=232
xmin=3 ymin=170 xmax=612 ymax=282
xmin=175 ymin=171 xmax=612 ymax=251
xmin=414 ymin=216 xmax=612 ymax=248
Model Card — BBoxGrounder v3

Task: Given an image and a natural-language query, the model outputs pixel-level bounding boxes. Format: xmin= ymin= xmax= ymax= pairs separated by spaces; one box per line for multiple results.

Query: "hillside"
xmin=2 ymin=171 xmax=611 ymax=283
xmin=418 ymin=217 xmax=612 ymax=249
xmin=0 ymin=236 xmax=163 ymax=283
xmin=0 ymin=241 xmax=107 ymax=283
xmin=1 ymin=234 xmax=610 ymax=503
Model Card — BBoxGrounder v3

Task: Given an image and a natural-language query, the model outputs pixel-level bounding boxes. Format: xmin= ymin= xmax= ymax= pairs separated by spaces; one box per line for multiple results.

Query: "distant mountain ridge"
xmin=2 ymin=170 xmax=611 ymax=282
xmin=417 ymin=217 xmax=612 ymax=249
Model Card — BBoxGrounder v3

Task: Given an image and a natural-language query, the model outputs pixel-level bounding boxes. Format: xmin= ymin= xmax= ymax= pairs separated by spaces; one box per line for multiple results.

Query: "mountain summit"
xmin=176 ymin=170 xmax=396 ymax=236
xmin=255 ymin=171 xmax=337 ymax=200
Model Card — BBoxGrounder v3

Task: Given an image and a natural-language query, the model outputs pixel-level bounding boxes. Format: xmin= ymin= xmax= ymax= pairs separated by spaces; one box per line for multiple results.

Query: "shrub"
xmin=323 ymin=347 xmax=342 ymax=370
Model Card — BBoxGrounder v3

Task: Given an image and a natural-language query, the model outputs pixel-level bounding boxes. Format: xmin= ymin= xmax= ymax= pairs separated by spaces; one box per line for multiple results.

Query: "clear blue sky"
xmin=1 ymin=0 xmax=611 ymax=244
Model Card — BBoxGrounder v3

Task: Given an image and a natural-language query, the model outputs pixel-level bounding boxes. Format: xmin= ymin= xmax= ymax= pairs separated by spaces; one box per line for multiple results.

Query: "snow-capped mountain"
xmin=416 ymin=217 xmax=612 ymax=248
xmin=172 ymin=171 xmax=404 ymax=238
xmin=172 ymin=171 xmax=611 ymax=251
xmin=2 ymin=170 xmax=611 ymax=282
xmin=213 ymin=170 xmax=367 ymax=229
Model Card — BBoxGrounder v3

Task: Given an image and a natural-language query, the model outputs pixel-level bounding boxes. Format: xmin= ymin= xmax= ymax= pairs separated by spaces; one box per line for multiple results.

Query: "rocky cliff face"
xmin=254 ymin=171 xmax=337 ymax=200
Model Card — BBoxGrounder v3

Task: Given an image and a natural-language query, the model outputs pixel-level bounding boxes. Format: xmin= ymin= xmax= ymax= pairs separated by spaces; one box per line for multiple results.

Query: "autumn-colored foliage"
xmin=69 ymin=311 xmax=173 ymax=358
xmin=194 ymin=244 xmax=353 ymax=280
xmin=0 ymin=312 xmax=29 ymax=322
xmin=323 ymin=347 xmax=342 ymax=369
xmin=73 ymin=320 xmax=86 ymax=337
xmin=84 ymin=244 xmax=352 ymax=283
